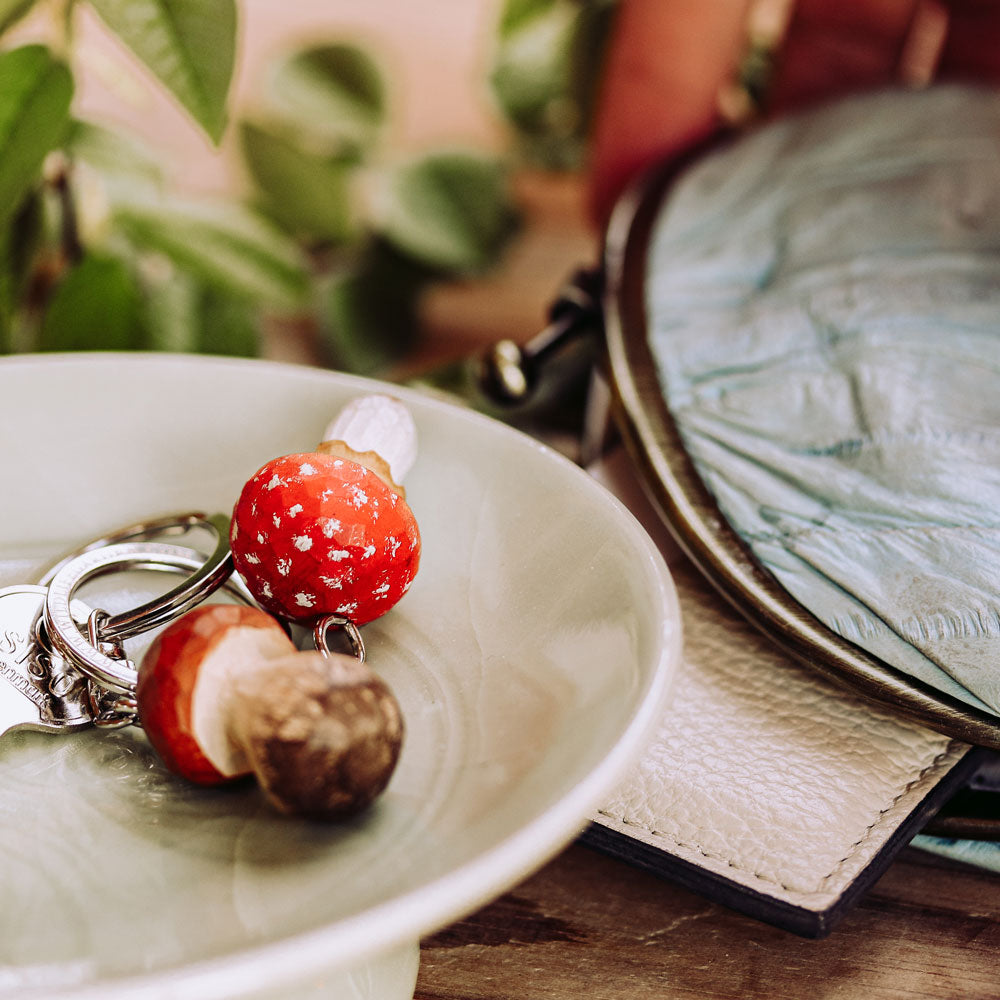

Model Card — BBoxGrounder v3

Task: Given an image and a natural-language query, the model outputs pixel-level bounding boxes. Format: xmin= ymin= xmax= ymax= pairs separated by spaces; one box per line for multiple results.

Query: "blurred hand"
xmin=588 ymin=0 xmax=1000 ymax=223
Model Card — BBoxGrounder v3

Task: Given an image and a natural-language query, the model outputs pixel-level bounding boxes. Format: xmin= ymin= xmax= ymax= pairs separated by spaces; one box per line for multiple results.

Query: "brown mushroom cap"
xmin=137 ymin=604 xmax=296 ymax=784
xmin=228 ymin=650 xmax=404 ymax=819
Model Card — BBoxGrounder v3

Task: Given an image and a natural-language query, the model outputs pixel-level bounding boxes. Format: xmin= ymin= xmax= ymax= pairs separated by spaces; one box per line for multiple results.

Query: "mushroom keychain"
xmin=136 ymin=605 xmax=403 ymax=818
xmin=229 ymin=394 xmax=421 ymax=626
xmin=134 ymin=394 xmax=420 ymax=818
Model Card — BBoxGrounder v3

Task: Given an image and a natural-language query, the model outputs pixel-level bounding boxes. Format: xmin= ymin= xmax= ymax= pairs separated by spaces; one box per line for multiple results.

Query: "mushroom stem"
xmin=319 ymin=394 xmax=417 ymax=493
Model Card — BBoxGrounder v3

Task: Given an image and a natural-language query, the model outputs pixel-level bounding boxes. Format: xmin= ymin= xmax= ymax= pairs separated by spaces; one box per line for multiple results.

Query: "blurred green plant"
xmin=0 ymin=1 xmax=518 ymax=372
xmin=490 ymin=0 xmax=617 ymax=169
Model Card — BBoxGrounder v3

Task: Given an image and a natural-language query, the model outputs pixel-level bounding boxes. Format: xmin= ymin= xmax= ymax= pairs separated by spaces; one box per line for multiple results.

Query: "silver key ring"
xmin=44 ymin=541 xmax=253 ymax=694
xmin=36 ymin=511 xmax=227 ymax=590
xmin=39 ymin=512 xmax=234 ymax=642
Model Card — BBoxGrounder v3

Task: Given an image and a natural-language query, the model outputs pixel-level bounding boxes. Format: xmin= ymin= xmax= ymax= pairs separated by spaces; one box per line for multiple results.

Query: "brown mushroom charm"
xmin=229 ymin=649 xmax=403 ymax=818
xmin=136 ymin=604 xmax=403 ymax=818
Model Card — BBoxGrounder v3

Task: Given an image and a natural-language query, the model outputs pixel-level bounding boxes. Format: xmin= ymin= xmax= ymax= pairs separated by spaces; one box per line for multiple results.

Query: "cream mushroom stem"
xmin=317 ymin=394 xmax=417 ymax=497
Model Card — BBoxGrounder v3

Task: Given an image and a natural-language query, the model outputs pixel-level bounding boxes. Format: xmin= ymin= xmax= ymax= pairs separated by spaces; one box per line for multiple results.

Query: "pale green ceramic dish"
xmin=0 ymin=355 xmax=680 ymax=999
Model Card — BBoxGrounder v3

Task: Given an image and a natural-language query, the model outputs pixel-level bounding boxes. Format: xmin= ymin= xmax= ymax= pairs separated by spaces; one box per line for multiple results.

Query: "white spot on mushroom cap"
xmin=320 ymin=576 xmax=343 ymax=589
xmin=362 ymin=544 xmax=376 ymax=559
xmin=294 ymin=592 xmax=316 ymax=607
xmin=266 ymin=474 xmax=283 ymax=491
xmin=329 ymin=549 xmax=350 ymax=562
xmin=287 ymin=503 xmax=303 ymax=517
xmin=277 ymin=558 xmax=292 ymax=577
xmin=293 ymin=535 xmax=313 ymax=552
xmin=299 ymin=463 xmax=317 ymax=475
xmin=319 ymin=517 xmax=341 ymax=537
xmin=245 ymin=553 xmax=261 ymax=565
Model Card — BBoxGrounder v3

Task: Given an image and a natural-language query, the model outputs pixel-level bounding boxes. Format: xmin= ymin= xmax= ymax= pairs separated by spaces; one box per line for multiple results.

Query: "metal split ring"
xmin=313 ymin=614 xmax=366 ymax=663
xmin=37 ymin=511 xmax=225 ymax=586
xmin=38 ymin=512 xmax=235 ymax=642
xmin=40 ymin=513 xmax=369 ymax=703
xmin=44 ymin=541 xmax=253 ymax=694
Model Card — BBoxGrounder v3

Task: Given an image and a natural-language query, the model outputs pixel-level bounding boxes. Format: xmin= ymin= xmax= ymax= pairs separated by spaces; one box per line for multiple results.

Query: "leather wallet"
xmin=583 ymin=448 xmax=981 ymax=938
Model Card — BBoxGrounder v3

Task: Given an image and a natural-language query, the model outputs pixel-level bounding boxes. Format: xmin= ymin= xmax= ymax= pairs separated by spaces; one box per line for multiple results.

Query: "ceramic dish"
xmin=0 ymin=354 xmax=680 ymax=999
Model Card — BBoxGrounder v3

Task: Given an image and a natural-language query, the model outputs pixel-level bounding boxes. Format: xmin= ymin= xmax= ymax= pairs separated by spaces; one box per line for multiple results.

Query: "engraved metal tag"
xmin=0 ymin=585 xmax=93 ymax=735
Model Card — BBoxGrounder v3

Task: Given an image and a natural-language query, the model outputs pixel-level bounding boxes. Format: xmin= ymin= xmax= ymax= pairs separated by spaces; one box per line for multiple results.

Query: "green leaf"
xmin=491 ymin=0 xmax=616 ymax=168
xmin=320 ymin=240 xmax=426 ymax=375
xmin=141 ymin=264 xmax=199 ymax=351
xmin=6 ymin=193 xmax=42 ymax=299
xmin=0 ymin=46 xmax=73 ymax=228
xmin=269 ymin=44 xmax=385 ymax=153
xmin=239 ymin=121 xmax=353 ymax=244
xmin=142 ymin=268 xmax=259 ymax=356
xmin=498 ymin=0 xmax=556 ymax=36
xmin=380 ymin=153 xmax=518 ymax=274
xmin=37 ymin=253 xmax=146 ymax=351
xmin=491 ymin=2 xmax=576 ymax=121
xmin=0 ymin=245 xmax=13 ymax=353
xmin=68 ymin=119 xmax=163 ymax=193
xmin=114 ymin=196 xmax=308 ymax=308
xmin=196 ymin=286 xmax=258 ymax=357
xmin=0 ymin=0 xmax=38 ymax=32
xmin=87 ymin=0 xmax=236 ymax=143
xmin=0 ymin=194 xmax=42 ymax=353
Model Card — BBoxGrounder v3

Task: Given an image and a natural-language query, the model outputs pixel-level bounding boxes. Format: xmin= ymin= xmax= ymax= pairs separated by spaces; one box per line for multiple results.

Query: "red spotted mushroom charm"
xmin=230 ymin=395 xmax=420 ymax=626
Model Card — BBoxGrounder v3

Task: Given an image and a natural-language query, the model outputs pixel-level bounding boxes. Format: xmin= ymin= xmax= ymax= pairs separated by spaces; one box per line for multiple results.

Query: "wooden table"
xmin=415 ymin=844 xmax=999 ymax=999
xmin=404 ymin=173 xmax=1000 ymax=1000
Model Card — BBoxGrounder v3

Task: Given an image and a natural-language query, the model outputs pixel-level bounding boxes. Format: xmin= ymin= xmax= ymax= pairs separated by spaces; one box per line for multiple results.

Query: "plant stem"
xmin=56 ymin=176 xmax=82 ymax=265
xmin=50 ymin=0 xmax=76 ymax=59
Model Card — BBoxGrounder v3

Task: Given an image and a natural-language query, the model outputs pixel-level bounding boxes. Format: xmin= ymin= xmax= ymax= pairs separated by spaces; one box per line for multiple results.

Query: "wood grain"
xmin=416 ymin=843 xmax=1000 ymax=1000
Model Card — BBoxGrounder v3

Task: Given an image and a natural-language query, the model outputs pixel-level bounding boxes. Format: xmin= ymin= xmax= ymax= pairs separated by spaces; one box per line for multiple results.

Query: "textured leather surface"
xmin=587 ymin=448 xmax=970 ymax=924
xmin=643 ymin=86 xmax=1000 ymax=717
